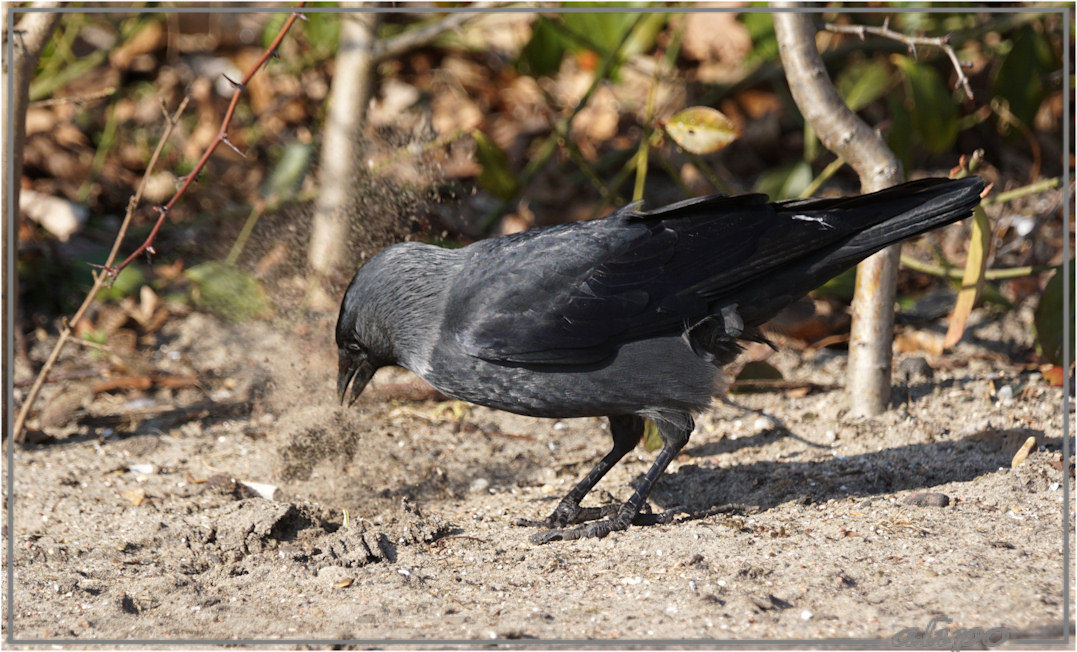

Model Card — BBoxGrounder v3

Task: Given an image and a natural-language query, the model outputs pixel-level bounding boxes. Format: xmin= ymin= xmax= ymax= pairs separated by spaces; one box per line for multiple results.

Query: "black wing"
xmin=444 ymin=178 xmax=983 ymax=365
xmin=443 ymin=194 xmax=843 ymax=364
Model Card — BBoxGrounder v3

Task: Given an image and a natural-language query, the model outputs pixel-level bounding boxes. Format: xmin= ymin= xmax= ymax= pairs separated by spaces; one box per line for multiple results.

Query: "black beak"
xmin=337 ymin=349 xmax=375 ymax=407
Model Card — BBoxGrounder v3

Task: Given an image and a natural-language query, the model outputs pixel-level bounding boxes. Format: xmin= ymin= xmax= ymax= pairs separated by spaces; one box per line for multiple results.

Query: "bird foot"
xmin=522 ymin=506 xmax=683 ymax=544
xmin=512 ymin=502 xmax=621 ymax=529
xmin=529 ymin=515 xmax=631 ymax=543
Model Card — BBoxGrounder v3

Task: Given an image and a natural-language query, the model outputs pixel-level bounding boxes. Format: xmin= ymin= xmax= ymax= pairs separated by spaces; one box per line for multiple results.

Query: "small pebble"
xmin=902 ymin=492 xmax=950 ymax=507
xmin=469 ymin=478 xmax=490 ymax=493
xmin=240 ymin=481 xmax=278 ymax=501
xmin=997 ymin=384 xmax=1014 ymax=403
xmin=801 ymin=609 xmax=813 ymax=621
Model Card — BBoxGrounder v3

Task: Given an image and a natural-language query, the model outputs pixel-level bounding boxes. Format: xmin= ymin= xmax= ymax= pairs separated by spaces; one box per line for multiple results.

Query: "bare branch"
xmin=12 ymin=3 xmax=307 ymax=443
xmin=373 ymin=10 xmax=484 ymax=63
xmin=824 ymin=19 xmax=975 ymax=100
xmin=774 ymin=12 xmax=905 ymax=418
xmin=106 ymin=4 xmax=307 ymax=277
xmin=12 ymin=97 xmax=189 ymax=444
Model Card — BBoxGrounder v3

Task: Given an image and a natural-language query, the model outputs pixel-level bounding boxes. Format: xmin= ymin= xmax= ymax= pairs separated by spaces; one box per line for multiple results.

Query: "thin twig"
xmin=30 ymin=86 xmax=117 ymax=107
xmin=11 ymin=98 xmax=188 ymax=444
xmin=981 ymin=177 xmax=1061 ymax=206
xmin=104 ymin=4 xmax=307 ymax=279
xmin=373 ymin=10 xmax=483 ymax=62
xmin=824 ymin=17 xmax=974 ymax=100
xmin=900 ymin=255 xmax=1055 ymax=281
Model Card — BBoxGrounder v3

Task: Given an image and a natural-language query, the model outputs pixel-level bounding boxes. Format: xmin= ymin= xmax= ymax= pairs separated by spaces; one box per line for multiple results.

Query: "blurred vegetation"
xmin=15 ymin=6 xmax=1070 ymax=376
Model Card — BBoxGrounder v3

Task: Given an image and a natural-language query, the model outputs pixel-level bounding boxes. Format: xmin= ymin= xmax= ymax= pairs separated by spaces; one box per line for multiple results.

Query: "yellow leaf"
xmin=944 ymin=205 xmax=990 ymax=349
xmin=642 ymin=418 xmax=663 ymax=452
xmin=665 ymin=107 xmax=739 ymax=155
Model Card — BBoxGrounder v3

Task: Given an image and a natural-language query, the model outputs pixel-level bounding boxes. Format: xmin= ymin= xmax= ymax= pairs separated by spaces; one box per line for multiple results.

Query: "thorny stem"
xmin=12 ymin=98 xmax=188 ymax=444
xmin=824 ymin=17 xmax=975 ymax=101
xmin=13 ymin=4 xmax=306 ymax=444
xmin=106 ymin=4 xmax=307 ymax=278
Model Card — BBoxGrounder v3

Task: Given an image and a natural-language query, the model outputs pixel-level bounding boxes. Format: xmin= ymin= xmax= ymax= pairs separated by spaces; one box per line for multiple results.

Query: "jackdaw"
xmin=336 ymin=177 xmax=986 ymax=543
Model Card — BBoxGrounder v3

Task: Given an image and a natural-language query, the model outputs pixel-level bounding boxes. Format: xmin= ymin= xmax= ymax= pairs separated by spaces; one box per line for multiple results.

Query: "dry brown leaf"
xmin=1010 ymin=436 xmax=1037 ymax=468
xmin=121 ymin=487 xmax=146 ymax=507
xmin=681 ymin=12 xmax=752 ymax=64
xmin=110 ymin=20 xmax=165 ymax=70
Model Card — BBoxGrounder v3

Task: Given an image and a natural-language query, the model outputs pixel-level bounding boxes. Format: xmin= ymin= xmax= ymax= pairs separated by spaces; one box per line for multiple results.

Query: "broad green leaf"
xmin=893 ymin=55 xmax=958 ymax=153
xmin=519 ymin=16 xmax=567 ymax=77
xmin=740 ymin=12 xmax=778 ymax=64
xmin=1034 ymin=260 xmax=1074 ymax=367
xmin=562 ymin=12 xmax=639 ymax=57
xmin=185 ymin=261 xmax=272 ymax=322
xmin=885 ymin=93 xmax=913 ymax=172
xmin=944 ymin=205 xmax=991 ymax=349
xmin=665 ymin=106 xmax=740 ymax=155
xmin=815 ymin=268 xmax=857 ymax=303
xmin=262 ymin=141 xmax=313 ymax=200
xmin=753 ymin=160 xmax=812 ymax=200
xmin=836 ymin=60 xmax=893 ymax=112
xmin=621 ymin=13 xmax=668 ymax=59
xmin=472 ymin=130 xmax=519 ymax=200
xmin=993 ymin=24 xmax=1054 ymax=128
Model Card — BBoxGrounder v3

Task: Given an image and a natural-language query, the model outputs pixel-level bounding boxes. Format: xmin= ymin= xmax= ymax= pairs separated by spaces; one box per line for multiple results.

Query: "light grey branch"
xmin=373 ymin=10 xmax=483 ymax=63
xmin=774 ymin=12 xmax=904 ymax=418
xmin=825 ymin=17 xmax=974 ymax=100
xmin=308 ymin=10 xmax=381 ymax=276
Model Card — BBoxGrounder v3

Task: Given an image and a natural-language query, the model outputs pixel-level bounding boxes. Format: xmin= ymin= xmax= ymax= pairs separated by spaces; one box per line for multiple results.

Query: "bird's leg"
xmin=532 ymin=414 xmax=693 ymax=544
xmin=513 ymin=415 xmax=642 ymax=529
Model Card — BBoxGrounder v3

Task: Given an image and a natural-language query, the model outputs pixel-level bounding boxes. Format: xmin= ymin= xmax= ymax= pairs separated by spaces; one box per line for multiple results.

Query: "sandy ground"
xmin=5 ymin=303 xmax=1072 ymax=646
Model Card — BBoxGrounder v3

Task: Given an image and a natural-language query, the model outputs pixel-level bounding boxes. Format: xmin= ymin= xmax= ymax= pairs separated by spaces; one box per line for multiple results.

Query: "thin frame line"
xmin=4 ymin=2 xmax=1071 ymax=648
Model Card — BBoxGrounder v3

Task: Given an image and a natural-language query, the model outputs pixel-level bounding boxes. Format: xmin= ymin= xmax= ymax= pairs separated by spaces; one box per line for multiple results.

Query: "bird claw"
xmin=530 ymin=516 xmax=630 ymax=544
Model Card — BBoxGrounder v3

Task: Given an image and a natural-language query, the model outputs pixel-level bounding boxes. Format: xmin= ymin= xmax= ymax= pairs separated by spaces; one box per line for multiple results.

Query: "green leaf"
xmin=665 ymin=106 xmax=740 ymax=155
xmin=753 ymin=160 xmax=812 ymax=200
xmin=262 ymin=141 xmax=313 ymax=201
xmin=893 ymin=55 xmax=958 ymax=153
xmin=621 ymin=13 xmax=668 ymax=59
xmin=519 ymin=16 xmax=567 ymax=77
xmin=886 ymin=93 xmax=913 ymax=172
xmin=472 ymin=130 xmax=519 ymax=200
xmin=1034 ymin=260 xmax=1074 ymax=367
xmin=740 ymin=12 xmax=778 ymax=64
xmin=561 ymin=12 xmax=639 ymax=57
xmin=992 ymin=24 xmax=1054 ymax=128
xmin=814 ymin=268 xmax=857 ymax=303
xmin=185 ymin=261 xmax=272 ymax=322
xmin=836 ymin=60 xmax=893 ymax=112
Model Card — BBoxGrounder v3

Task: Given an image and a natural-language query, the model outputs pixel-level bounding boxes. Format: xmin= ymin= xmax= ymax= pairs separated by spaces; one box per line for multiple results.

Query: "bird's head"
xmin=335 ymin=258 xmax=398 ymax=407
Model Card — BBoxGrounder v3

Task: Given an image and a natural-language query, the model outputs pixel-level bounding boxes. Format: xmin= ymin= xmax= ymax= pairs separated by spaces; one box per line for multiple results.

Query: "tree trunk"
xmin=308 ymin=9 xmax=380 ymax=276
xmin=773 ymin=12 xmax=904 ymax=417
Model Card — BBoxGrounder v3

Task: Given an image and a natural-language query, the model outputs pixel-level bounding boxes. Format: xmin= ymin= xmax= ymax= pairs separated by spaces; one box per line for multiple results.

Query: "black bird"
xmin=336 ymin=177 xmax=985 ymax=543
